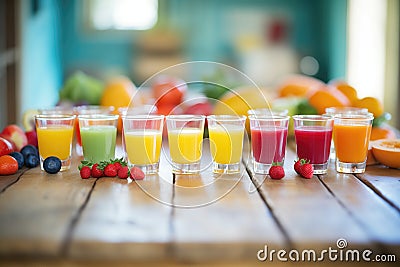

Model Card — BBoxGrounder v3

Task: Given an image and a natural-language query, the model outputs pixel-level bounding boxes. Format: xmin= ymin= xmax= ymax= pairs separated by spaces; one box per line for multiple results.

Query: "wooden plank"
xmin=0 ymin=168 xmax=28 ymax=193
xmin=171 ymin=140 xmax=286 ymax=263
xmin=245 ymin=146 xmax=373 ymax=250
xmin=67 ymin=143 xmax=174 ymax=261
xmin=356 ymin=165 xmax=400 ymax=211
xmin=319 ymin=163 xmax=400 ymax=257
xmin=0 ymin=159 xmax=96 ymax=258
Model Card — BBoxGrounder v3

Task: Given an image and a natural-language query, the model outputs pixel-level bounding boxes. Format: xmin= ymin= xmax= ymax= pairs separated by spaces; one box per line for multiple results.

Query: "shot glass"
xmin=166 ymin=115 xmax=205 ymax=174
xmin=293 ymin=115 xmax=333 ymax=174
xmin=78 ymin=115 xmax=118 ymax=163
xmin=333 ymin=113 xmax=374 ymax=173
xmin=35 ymin=114 xmax=76 ymax=171
xmin=122 ymin=115 xmax=164 ymax=174
xmin=325 ymin=107 xmax=369 ymax=160
xmin=74 ymin=105 xmax=115 ymax=156
xmin=249 ymin=115 xmax=290 ymax=174
xmin=207 ymin=115 xmax=246 ymax=174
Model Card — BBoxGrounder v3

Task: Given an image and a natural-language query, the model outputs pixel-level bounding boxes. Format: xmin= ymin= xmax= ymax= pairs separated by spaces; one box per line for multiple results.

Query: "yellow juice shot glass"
xmin=333 ymin=113 xmax=374 ymax=173
xmin=122 ymin=115 xmax=164 ymax=174
xmin=166 ymin=115 xmax=205 ymax=174
xmin=207 ymin=115 xmax=246 ymax=174
xmin=35 ymin=114 xmax=76 ymax=171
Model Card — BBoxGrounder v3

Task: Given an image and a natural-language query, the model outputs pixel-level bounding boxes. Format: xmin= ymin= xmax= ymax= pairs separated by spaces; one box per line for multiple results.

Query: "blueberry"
xmin=43 ymin=156 xmax=61 ymax=174
xmin=25 ymin=154 xmax=39 ymax=168
xmin=10 ymin=152 xmax=24 ymax=169
xmin=21 ymin=145 xmax=39 ymax=158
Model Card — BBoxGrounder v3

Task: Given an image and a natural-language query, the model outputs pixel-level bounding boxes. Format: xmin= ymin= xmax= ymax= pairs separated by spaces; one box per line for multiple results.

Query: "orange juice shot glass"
xmin=35 ymin=114 xmax=76 ymax=171
xmin=325 ymin=107 xmax=369 ymax=160
xmin=333 ymin=113 xmax=374 ymax=173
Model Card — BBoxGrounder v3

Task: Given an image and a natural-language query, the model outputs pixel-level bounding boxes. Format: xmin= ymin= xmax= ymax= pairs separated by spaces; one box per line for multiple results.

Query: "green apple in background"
xmin=59 ymin=71 xmax=104 ymax=105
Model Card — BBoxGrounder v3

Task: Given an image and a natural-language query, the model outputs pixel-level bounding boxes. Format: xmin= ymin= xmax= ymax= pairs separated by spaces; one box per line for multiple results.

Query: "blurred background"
xmin=0 ymin=0 xmax=399 ymax=129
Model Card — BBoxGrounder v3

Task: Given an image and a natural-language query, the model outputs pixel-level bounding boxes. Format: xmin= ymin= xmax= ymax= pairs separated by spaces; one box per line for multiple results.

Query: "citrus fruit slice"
xmin=371 ymin=139 xmax=400 ymax=169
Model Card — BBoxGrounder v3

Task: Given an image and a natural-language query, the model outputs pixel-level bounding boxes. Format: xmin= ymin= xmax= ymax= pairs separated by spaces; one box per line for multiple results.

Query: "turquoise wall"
xmin=60 ymin=0 xmax=348 ymax=83
xmin=20 ymin=0 xmax=62 ymax=118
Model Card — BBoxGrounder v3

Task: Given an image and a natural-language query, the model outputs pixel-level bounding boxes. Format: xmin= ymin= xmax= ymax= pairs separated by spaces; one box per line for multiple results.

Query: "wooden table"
xmin=0 ymin=137 xmax=399 ymax=266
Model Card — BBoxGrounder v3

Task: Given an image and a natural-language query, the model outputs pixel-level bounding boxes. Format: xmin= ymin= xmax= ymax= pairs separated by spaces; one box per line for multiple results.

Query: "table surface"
xmin=0 ymin=136 xmax=399 ymax=266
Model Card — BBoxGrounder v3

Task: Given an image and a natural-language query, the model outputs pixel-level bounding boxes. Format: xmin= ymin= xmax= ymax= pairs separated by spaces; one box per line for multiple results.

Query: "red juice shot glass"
xmin=293 ymin=115 xmax=334 ymax=175
xmin=249 ymin=115 xmax=289 ymax=174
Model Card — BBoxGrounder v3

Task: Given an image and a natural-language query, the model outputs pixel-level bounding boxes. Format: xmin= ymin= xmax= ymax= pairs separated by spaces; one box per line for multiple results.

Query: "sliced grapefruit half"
xmin=371 ymin=139 xmax=400 ymax=169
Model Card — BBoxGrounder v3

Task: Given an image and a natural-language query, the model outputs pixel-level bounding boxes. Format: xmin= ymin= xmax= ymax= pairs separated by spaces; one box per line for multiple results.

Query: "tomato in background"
xmin=152 ymin=76 xmax=187 ymax=107
xmin=184 ymin=102 xmax=213 ymax=116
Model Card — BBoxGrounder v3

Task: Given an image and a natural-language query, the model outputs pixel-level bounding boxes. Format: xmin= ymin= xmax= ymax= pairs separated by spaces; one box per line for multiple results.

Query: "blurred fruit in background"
xmin=278 ymin=74 xmax=324 ymax=98
xmin=59 ymin=71 xmax=104 ymax=105
xmin=1 ymin=125 xmax=28 ymax=151
xmin=152 ymin=75 xmax=187 ymax=109
xmin=0 ymin=137 xmax=14 ymax=157
xmin=100 ymin=75 xmax=137 ymax=131
xmin=22 ymin=109 xmax=39 ymax=132
xmin=329 ymin=80 xmax=358 ymax=105
xmin=307 ymin=85 xmax=350 ymax=115
xmin=354 ymin=97 xmax=384 ymax=118
xmin=370 ymin=126 xmax=396 ymax=141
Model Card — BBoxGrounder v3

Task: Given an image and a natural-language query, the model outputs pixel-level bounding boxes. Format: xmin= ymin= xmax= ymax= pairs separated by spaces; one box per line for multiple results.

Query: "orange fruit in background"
xmin=371 ymin=139 xmax=400 ymax=168
xmin=353 ymin=97 xmax=383 ymax=118
xmin=278 ymin=75 xmax=325 ymax=97
xmin=307 ymin=85 xmax=351 ymax=114
xmin=100 ymin=76 xmax=137 ymax=131
xmin=370 ymin=127 xmax=396 ymax=141
xmin=0 ymin=155 xmax=18 ymax=175
xmin=329 ymin=80 xmax=358 ymax=105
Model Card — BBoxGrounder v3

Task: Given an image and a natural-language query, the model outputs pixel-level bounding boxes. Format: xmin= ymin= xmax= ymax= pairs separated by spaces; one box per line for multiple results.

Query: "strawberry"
xmin=299 ymin=163 xmax=314 ymax=179
xmin=269 ymin=163 xmax=285 ymax=180
xmin=91 ymin=163 xmax=104 ymax=178
xmin=294 ymin=158 xmax=308 ymax=174
xmin=118 ymin=166 xmax=129 ymax=179
xmin=80 ymin=166 xmax=91 ymax=179
xmin=113 ymin=162 xmax=122 ymax=172
xmin=130 ymin=167 xmax=145 ymax=180
xmin=104 ymin=164 xmax=118 ymax=177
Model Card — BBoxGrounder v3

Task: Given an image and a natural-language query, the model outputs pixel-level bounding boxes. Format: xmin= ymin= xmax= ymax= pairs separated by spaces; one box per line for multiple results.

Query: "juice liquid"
xmin=251 ymin=127 xmax=288 ymax=164
xmin=37 ymin=126 xmax=74 ymax=160
xmin=168 ymin=128 xmax=203 ymax=164
xmin=294 ymin=126 xmax=332 ymax=164
xmin=124 ymin=130 xmax=162 ymax=165
xmin=334 ymin=124 xmax=372 ymax=163
xmin=80 ymin=126 xmax=116 ymax=163
xmin=209 ymin=125 xmax=244 ymax=164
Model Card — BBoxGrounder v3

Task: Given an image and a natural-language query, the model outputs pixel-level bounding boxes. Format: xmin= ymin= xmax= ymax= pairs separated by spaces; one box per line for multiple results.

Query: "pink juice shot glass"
xmin=293 ymin=115 xmax=333 ymax=175
xmin=249 ymin=115 xmax=289 ymax=174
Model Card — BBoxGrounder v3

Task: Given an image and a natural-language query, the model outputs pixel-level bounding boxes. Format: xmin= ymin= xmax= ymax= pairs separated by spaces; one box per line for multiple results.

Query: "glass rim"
xmin=325 ymin=106 xmax=369 ymax=114
xmin=332 ymin=112 xmax=374 ymax=120
xmin=207 ymin=115 xmax=247 ymax=122
xmin=166 ymin=114 xmax=206 ymax=121
xmin=118 ymin=105 xmax=158 ymax=114
xmin=122 ymin=114 xmax=164 ymax=120
xmin=38 ymin=107 xmax=74 ymax=115
xmin=248 ymin=115 xmax=290 ymax=121
xmin=35 ymin=114 xmax=76 ymax=120
xmin=78 ymin=114 xmax=119 ymax=121
xmin=247 ymin=108 xmax=289 ymax=115
xmin=73 ymin=105 xmax=115 ymax=112
xmin=292 ymin=115 xmax=333 ymax=121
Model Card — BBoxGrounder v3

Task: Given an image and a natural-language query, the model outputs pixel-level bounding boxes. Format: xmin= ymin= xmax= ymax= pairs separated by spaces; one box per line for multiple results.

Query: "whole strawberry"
xmin=269 ymin=163 xmax=285 ymax=180
xmin=104 ymin=163 xmax=118 ymax=177
xmin=294 ymin=158 xmax=308 ymax=174
xmin=80 ymin=166 xmax=91 ymax=179
xmin=130 ymin=167 xmax=145 ymax=180
xmin=118 ymin=166 xmax=129 ymax=179
xmin=299 ymin=163 xmax=314 ymax=179
xmin=91 ymin=163 xmax=104 ymax=178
